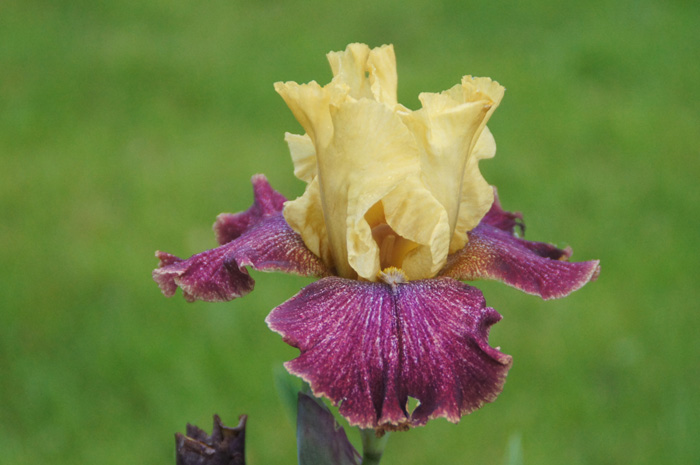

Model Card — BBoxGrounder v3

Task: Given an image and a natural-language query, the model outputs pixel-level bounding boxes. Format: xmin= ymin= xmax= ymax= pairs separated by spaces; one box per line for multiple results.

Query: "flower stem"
xmin=359 ymin=429 xmax=389 ymax=465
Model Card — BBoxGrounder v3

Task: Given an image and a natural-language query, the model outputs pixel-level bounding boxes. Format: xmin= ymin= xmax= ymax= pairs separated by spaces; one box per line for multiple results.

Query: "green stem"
xmin=359 ymin=429 xmax=390 ymax=465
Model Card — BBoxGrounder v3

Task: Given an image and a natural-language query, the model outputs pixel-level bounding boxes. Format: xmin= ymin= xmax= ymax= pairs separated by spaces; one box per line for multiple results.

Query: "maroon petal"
xmin=154 ymin=214 xmax=329 ymax=302
xmin=441 ymin=204 xmax=600 ymax=299
xmin=214 ymin=174 xmax=287 ymax=245
xmin=480 ymin=188 xmax=525 ymax=235
xmin=266 ymin=277 xmax=512 ymax=429
xmin=153 ymin=244 xmax=255 ymax=303
xmin=154 ymin=176 xmax=330 ymax=302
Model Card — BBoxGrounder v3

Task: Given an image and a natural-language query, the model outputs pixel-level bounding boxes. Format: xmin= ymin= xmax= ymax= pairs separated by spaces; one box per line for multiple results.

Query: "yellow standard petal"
xmin=284 ymin=132 xmax=316 ymax=183
xmin=276 ymin=44 xmax=504 ymax=281
xmin=327 ymin=43 xmax=398 ymax=105
xmin=283 ymin=176 xmax=333 ymax=268
xmin=451 ymin=76 xmax=505 ymax=251
xmin=325 ymin=98 xmax=450 ymax=280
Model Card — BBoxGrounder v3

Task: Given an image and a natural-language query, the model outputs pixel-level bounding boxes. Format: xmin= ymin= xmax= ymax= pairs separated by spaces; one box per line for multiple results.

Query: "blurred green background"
xmin=2 ymin=0 xmax=698 ymax=463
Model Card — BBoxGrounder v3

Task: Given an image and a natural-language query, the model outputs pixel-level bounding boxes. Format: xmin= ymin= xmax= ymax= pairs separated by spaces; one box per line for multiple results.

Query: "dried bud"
xmin=175 ymin=414 xmax=246 ymax=465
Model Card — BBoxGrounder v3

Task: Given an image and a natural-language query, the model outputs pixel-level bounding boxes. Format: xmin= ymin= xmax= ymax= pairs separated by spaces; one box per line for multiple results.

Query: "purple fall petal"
xmin=154 ymin=214 xmax=330 ymax=302
xmin=441 ymin=197 xmax=600 ymax=299
xmin=153 ymin=175 xmax=330 ymax=302
xmin=266 ymin=277 xmax=512 ymax=429
xmin=480 ymin=189 xmax=525 ymax=235
xmin=214 ymin=174 xmax=287 ymax=245
xmin=153 ymin=248 xmax=254 ymax=302
xmin=228 ymin=214 xmax=331 ymax=276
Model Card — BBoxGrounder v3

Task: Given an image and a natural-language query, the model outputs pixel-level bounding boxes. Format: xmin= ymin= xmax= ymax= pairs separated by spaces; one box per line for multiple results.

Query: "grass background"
xmin=2 ymin=0 xmax=698 ymax=463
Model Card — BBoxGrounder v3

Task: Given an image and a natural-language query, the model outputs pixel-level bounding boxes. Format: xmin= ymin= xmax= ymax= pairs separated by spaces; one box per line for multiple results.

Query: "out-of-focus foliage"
xmin=1 ymin=0 xmax=698 ymax=463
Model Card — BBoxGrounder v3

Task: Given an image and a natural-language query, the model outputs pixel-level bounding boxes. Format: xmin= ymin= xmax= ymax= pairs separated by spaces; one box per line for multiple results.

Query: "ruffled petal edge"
xmin=441 ymin=192 xmax=600 ymax=300
xmin=266 ymin=277 xmax=512 ymax=429
xmin=213 ymin=174 xmax=287 ymax=245
xmin=153 ymin=176 xmax=330 ymax=302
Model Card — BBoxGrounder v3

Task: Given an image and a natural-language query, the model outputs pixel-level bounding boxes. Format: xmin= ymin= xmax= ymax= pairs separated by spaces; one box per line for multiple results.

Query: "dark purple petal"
xmin=266 ymin=277 xmax=512 ymax=429
xmin=481 ymin=188 xmax=525 ymax=235
xmin=153 ymin=246 xmax=255 ymax=303
xmin=441 ymin=223 xmax=600 ymax=300
xmin=154 ymin=214 xmax=330 ymax=302
xmin=214 ymin=174 xmax=287 ymax=245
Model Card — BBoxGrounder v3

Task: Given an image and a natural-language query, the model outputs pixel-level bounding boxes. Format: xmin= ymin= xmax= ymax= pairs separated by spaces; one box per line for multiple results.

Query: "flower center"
xmin=371 ymin=224 xmax=419 ymax=270
xmin=365 ymin=201 xmax=419 ymax=273
xmin=378 ymin=266 xmax=408 ymax=287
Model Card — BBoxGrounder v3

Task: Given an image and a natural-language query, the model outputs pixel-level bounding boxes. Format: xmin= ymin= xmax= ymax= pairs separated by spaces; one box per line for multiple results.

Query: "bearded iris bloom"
xmin=153 ymin=44 xmax=599 ymax=431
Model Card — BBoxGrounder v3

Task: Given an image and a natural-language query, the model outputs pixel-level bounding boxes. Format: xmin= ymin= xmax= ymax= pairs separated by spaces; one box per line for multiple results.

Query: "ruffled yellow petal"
xmin=284 ymin=132 xmax=316 ymax=182
xmin=398 ymin=76 xmax=504 ymax=254
xmin=277 ymin=44 xmax=505 ymax=281
xmin=473 ymin=125 xmax=497 ymax=159
xmin=283 ymin=176 xmax=333 ymax=268
xmin=327 ymin=43 xmax=397 ymax=105
xmin=366 ymin=45 xmax=398 ymax=106
xmin=380 ymin=181 xmax=450 ymax=279
xmin=401 ymin=90 xmax=492 ymax=241
xmin=451 ymin=126 xmax=496 ymax=250
xmin=274 ymin=80 xmax=349 ymax=151
xmin=450 ymin=77 xmax=505 ymax=251
xmin=325 ymin=98 xmax=449 ymax=280
xmin=327 ymin=44 xmax=372 ymax=100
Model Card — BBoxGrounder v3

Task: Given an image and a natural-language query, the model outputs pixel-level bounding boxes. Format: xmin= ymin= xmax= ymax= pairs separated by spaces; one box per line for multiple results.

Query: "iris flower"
xmin=153 ymin=44 xmax=599 ymax=432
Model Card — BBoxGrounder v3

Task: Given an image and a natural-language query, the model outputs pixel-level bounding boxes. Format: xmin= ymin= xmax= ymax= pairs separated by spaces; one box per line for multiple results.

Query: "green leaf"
xmin=503 ymin=432 xmax=523 ymax=465
xmin=274 ymin=366 xmax=301 ymax=425
xmin=297 ymin=392 xmax=360 ymax=465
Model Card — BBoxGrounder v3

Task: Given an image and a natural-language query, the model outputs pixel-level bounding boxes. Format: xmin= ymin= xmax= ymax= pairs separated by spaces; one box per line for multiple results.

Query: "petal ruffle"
xmin=276 ymin=45 xmax=506 ymax=282
xmin=266 ymin=277 xmax=512 ymax=429
xmin=213 ymin=174 xmax=287 ymax=245
xmin=284 ymin=132 xmax=317 ymax=183
xmin=441 ymin=194 xmax=600 ymax=300
xmin=278 ymin=90 xmax=453 ymax=281
xmin=479 ymin=188 xmax=525 ymax=235
xmin=400 ymin=76 xmax=504 ymax=254
xmin=326 ymin=43 xmax=398 ymax=105
xmin=283 ymin=176 xmax=334 ymax=268
xmin=153 ymin=176 xmax=329 ymax=302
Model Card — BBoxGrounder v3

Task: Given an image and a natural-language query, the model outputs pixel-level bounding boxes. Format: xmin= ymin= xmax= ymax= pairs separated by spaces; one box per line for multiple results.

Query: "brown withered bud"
xmin=175 ymin=414 xmax=246 ymax=465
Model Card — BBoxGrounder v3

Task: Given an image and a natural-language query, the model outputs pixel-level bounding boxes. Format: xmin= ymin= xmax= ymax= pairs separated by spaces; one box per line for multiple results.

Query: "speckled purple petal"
xmin=153 ymin=176 xmax=329 ymax=302
xmin=441 ymin=195 xmax=600 ymax=300
xmin=154 ymin=214 xmax=330 ymax=302
xmin=153 ymin=248 xmax=255 ymax=302
xmin=480 ymin=188 xmax=525 ymax=235
xmin=214 ymin=174 xmax=287 ymax=245
xmin=266 ymin=277 xmax=512 ymax=429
